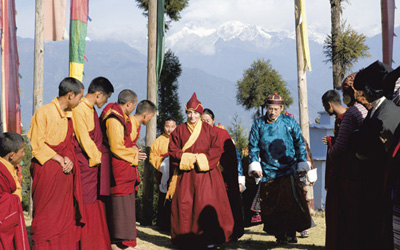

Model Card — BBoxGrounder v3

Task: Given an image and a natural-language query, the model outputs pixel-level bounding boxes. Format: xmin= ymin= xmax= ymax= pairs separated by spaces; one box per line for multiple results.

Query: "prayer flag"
xmin=298 ymin=0 xmax=311 ymax=71
xmin=69 ymin=0 xmax=89 ymax=82
xmin=44 ymin=0 xmax=67 ymax=41
xmin=1 ymin=0 xmax=21 ymax=133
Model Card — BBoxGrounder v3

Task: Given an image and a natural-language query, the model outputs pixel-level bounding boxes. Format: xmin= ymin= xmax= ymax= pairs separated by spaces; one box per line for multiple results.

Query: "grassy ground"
xmin=25 ymin=211 xmax=326 ymax=250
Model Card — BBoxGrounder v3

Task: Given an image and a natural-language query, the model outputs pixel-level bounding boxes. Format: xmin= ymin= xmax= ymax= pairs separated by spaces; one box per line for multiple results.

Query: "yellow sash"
xmin=166 ymin=121 xmax=205 ymax=200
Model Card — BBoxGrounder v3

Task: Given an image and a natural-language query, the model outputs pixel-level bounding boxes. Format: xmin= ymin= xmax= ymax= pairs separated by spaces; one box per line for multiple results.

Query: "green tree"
xmin=324 ymin=21 xmax=370 ymax=83
xmin=157 ymin=49 xmax=184 ymax=134
xmin=227 ymin=114 xmax=248 ymax=150
xmin=236 ymin=59 xmax=293 ymax=118
xmin=135 ymin=0 xmax=189 ymax=26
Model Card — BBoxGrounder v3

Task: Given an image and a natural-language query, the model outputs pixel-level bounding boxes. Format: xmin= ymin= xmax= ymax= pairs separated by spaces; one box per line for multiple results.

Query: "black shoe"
xmin=276 ymin=238 xmax=288 ymax=245
xmin=287 ymin=236 xmax=298 ymax=243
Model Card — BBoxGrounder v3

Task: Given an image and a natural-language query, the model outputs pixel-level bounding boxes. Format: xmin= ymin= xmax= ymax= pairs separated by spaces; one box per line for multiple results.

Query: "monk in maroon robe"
xmin=167 ymin=93 xmax=234 ymax=249
xmin=28 ymin=77 xmax=86 ymax=250
xmin=201 ymin=108 xmax=244 ymax=240
xmin=101 ymin=91 xmax=156 ymax=250
xmin=0 ymin=132 xmax=29 ymax=250
xmin=72 ymin=77 xmax=114 ymax=250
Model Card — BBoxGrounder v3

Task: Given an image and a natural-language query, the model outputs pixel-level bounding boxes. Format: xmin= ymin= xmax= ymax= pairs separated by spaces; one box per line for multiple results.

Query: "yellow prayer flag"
xmin=299 ymin=0 xmax=312 ymax=71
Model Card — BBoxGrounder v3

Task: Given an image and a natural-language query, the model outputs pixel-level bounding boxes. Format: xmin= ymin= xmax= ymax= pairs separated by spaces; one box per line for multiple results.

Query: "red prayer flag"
xmin=1 ymin=0 xmax=21 ymax=134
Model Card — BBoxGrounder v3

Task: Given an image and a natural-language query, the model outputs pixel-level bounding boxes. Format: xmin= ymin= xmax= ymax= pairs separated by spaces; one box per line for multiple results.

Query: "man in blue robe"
xmin=248 ymin=93 xmax=311 ymax=244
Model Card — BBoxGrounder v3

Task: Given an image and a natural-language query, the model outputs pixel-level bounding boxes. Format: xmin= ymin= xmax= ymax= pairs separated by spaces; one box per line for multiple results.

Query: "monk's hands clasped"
xmin=62 ymin=156 xmax=73 ymax=174
xmin=52 ymin=154 xmax=73 ymax=174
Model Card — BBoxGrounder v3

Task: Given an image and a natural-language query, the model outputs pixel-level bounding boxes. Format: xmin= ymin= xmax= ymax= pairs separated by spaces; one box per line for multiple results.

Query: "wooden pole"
xmin=294 ymin=0 xmax=310 ymax=143
xmin=141 ymin=0 xmax=157 ymax=226
xmin=30 ymin=0 xmax=45 ymax=218
xmin=330 ymin=0 xmax=341 ymax=89
xmin=33 ymin=0 xmax=44 ymax=114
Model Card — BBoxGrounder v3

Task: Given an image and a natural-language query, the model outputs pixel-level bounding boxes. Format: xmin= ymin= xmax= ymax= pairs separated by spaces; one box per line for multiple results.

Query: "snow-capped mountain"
xmin=167 ymin=21 xmax=326 ymax=56
xmin=167 ymin=21 xmax=293 ymax=55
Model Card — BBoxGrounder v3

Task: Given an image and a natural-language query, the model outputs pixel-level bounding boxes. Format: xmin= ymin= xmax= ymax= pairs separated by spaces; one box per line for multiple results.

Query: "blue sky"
xmin=16 ymin=0 xmax=393 ymax=45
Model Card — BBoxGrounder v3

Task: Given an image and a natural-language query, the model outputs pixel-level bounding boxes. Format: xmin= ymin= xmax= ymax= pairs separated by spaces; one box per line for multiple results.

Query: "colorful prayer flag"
xmin=44 ymin=0 xmax=67 ymax=41
xmin=1 ymin=0 xmax=21 ymax=133
xmin=69 ymin=0 xmax=88 ymax=82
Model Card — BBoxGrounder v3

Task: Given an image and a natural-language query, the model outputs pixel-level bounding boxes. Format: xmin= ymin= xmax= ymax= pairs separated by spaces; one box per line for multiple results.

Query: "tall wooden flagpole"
xmin=30 ymin=0 xmax=45 ymax=218
xmin=33 ymin=0 xmax=44 ymax=114
xmin=295 ymin=0 xmax=310 ymax=143
xmin=141 ymin=0 xmax=157 ymax=225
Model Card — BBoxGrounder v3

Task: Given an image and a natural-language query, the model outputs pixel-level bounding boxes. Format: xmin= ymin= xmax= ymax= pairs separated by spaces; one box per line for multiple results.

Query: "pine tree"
xmin=236 ymin=59 xmax=293 ymax=118
xmin=157 ymin=49 xmax=184 ymax=134
xmin=227 ymin=114 xmax=248 ymax=150
xmin=324 ymin=20 xmax=370 ymax=82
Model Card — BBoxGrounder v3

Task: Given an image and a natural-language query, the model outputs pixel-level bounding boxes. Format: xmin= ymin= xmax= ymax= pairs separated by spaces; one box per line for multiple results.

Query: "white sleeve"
xmin=159 ymin=156 xmax=170 ymax=193
xmin=238 ymin=175 xmax=246 ymax=193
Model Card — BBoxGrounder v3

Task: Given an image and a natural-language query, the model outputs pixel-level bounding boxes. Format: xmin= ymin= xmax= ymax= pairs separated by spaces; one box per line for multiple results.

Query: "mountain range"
xmin=15 ymin=20 xmax=400 ymax=133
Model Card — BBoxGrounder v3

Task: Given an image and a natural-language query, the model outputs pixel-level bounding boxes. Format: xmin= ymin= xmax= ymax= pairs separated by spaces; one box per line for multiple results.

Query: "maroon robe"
xmin=100 ymin=103 xmax=140 ymax=196
xmin=169 ymin=122 xmax=234 ymax=248
xmin=0 ymin=162 xmax=29 ymax=250
xmin=100 ymin=103 xmax=140 ymax=247
xmin=30 ymin=119 xmax=85 ymax=250
xmin=325 ymin=113 xmax=344 ymax=189
xmin=74 ymin=109 xmax=111 ymax=250
xmin=325 ymin=113 xmax=344 ymax=250
xmin=213 ymin=126 xmax=244 ymax=239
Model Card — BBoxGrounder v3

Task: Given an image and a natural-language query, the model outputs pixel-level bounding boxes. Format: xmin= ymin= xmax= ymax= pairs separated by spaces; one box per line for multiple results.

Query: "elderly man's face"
xmin=266 ymin=104 xmax=284 ymax=120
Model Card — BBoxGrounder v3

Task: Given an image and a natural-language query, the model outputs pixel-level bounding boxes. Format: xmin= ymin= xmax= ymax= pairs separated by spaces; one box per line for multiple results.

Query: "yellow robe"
xmin=72 ymin=97 xmax=102 ymax=167
xmin=149 ymin=133 xmax=170 ymax=171
xmin=106 ymin=114 xmax=139 ymax=165
xmin=28 ymin=97 xmax=71 ymax=165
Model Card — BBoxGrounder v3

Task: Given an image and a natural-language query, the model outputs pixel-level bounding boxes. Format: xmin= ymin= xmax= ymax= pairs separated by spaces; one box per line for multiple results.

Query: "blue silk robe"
xmin=248 ymin=114 xmax=307 ymax=182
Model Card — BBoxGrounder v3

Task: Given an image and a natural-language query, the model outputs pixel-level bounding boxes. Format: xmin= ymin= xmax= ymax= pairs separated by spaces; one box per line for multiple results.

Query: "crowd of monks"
xmin=5 ymin=58 xmax=400 ymax=250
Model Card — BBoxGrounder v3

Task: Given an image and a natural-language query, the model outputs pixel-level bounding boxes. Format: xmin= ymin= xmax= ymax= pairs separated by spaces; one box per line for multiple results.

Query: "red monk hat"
xmin=185 ymin=92 xmax=204 ymax=114
xmin=266 ymin=93 xmax=284 ymax=106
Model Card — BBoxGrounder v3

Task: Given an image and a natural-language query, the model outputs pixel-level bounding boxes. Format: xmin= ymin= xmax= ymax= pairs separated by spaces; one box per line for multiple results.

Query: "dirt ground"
xmin=25 ymin=211 xmax=326 ymax=250
xmin=135 ymin=211 xmax=326 ymax=250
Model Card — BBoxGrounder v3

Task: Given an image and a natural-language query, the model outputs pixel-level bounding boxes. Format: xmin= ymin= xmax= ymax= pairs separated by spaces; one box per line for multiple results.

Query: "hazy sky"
xmin=16 ymin=0 xmax=395 ymax=46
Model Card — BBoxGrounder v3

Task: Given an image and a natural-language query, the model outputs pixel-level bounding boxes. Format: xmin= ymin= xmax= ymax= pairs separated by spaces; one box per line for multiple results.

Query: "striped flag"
xmin=44 ymin=0 xmax=67 ymax=41
xmin=69 ymin=0 xmax=89 ymax=82
xmin=381 ymin=0 xmax=395 ymax=67
xmin=1 ymin=0 xmax=21 ymax=133
xmin=298 ymin=0 xmax=311 ymax=71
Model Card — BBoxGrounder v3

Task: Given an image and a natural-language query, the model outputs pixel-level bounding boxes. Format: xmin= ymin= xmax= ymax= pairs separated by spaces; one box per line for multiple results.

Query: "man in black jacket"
xmin=352 ymin=60 xmax=400 ymax=250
